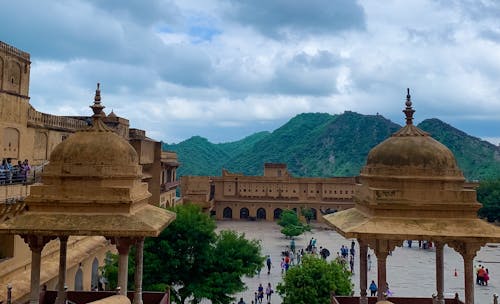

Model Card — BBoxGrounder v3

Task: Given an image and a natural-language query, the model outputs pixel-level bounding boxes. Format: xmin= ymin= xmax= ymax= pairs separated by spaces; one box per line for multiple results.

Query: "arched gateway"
xmin=256 ymin=208 xmax=266 ymax=220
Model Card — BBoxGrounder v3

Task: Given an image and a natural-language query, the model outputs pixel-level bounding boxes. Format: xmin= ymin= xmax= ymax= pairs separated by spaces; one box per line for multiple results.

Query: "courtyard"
xmin=215 ymin=220 xmax=500 ymax=304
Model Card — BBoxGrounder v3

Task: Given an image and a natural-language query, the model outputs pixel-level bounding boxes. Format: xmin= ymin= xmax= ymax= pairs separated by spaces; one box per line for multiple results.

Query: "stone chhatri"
xmin=0 ymin=83 xmax=175 ymax=237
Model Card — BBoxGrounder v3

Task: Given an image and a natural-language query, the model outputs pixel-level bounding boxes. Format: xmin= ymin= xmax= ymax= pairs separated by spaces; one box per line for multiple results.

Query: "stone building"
xmin=182 ymin=163 xmax=356 ymax=222
xmin=0 ymin=41 xmax=179 ymax=302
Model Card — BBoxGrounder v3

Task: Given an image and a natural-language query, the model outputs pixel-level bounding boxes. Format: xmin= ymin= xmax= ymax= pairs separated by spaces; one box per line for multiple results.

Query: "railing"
xmin=160 ymin=181 xmax=180 ymax=193
xmin=0 ymin=41 xmax=30 ymax=60
xmin=27 ymin=107 xmax=87 ymax=131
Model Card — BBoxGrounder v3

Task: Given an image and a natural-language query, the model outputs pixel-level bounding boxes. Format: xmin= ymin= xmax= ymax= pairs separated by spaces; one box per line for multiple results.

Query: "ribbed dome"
xmin=361 ymin=90 xmax=463 ymax=179
xmin=44 ymin=83 xmax=141 ymax=179
xmin=49 ymin=124 xmax=138 ymax=167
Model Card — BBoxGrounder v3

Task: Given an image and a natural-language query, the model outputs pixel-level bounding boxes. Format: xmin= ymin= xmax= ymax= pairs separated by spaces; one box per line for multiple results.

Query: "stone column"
xmin=463 ymin=253 xmax=475 ymax=304
xmin=450 ymin=241 xmax=482 ymax=304
xmin=133 ymin=238 xmax=145 ymax=304
xmin=374 ymin=239 xmax=391 ymax=301
xmin=23 ymin=235 xmax=53 ymax=304
xmin=435 ymin=242 xmax=445 ymax=304
xmin=115 ymin=237 xmax=133 ymax=296
xmin=358 ymin=239 xmax=368 ymax=304
xmin=55 ymin=236 xmax=69 ymax=304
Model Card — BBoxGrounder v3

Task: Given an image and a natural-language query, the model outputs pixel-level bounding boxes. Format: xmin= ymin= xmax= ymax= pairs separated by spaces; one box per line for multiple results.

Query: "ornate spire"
xmin=90 ymin=83 xmax=105 ymax=118
xmin=403 ymin=88 xmax=415 ymax=125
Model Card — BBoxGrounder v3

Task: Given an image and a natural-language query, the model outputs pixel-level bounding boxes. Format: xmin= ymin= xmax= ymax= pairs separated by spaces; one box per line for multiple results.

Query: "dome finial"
xmin=90 ymin=82 xmax=105 ymax=118
xmin=403 ymin=88 xmax=415 ymax=125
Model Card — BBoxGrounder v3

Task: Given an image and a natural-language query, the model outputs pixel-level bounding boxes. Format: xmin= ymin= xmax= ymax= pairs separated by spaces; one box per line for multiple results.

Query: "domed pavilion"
xmin=324 ymin=89 xmax=500 ymax=304
xmin=0 ymin=84 xmax=176 ymax=304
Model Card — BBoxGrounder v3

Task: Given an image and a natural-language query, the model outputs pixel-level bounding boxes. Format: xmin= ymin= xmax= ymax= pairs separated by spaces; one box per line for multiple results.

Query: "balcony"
xmin=160 ymin=181 xmax=180 ymax=193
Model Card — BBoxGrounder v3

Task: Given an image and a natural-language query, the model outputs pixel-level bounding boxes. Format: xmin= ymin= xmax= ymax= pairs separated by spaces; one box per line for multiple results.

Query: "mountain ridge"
xmin=163 ymin=112 xmax=500 ymax=181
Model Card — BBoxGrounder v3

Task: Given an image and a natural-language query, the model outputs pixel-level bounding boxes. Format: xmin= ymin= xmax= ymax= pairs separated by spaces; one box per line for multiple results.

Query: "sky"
xmin=2 ymin=0 xmax=500 ymax=145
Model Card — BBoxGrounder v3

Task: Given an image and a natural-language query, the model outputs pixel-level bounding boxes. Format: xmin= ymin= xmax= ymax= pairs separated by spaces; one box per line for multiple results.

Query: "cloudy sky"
xmin=2 ymin=0 xmax=500 ymax=144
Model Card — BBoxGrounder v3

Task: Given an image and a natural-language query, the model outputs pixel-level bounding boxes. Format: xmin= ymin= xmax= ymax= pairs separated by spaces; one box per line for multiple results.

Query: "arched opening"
xmin=311 ymin=208 xmax=318 ymax=221
xmin=273 ymin=208 xmax=283 ymax=220
xmin=240 ymin=207 xmax=249 ymax=219
xmin=223 ymin=207 xmax=232 ymax=219
xmin=256 ymin=208 xmax=266 ymax=220
xmin=75 ymin=267 xmax=84 ymax=291
xmin=91 ymin=258 xmax=99 ymax=291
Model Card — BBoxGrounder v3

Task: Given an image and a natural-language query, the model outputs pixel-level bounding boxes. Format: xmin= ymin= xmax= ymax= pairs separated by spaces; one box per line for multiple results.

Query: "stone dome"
xmin=361 ymin=90 xmax=463 ymax=179
xmin=44 ymin=83 xmax=141 ymax=179
xmin=49 ymin=126 xmax=138 ymax=167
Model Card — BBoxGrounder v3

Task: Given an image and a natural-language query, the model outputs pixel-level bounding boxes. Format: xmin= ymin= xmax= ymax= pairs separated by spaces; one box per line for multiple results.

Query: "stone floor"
xmin=214 ymin=220 xmax=500 ymax=304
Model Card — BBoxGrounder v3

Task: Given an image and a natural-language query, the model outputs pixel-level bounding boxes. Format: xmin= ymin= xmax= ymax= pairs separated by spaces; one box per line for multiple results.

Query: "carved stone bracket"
xmin=448 ymin=241 xmax=484 ymax=259
xmin=21 ymin=234 xmax=56 ymax=253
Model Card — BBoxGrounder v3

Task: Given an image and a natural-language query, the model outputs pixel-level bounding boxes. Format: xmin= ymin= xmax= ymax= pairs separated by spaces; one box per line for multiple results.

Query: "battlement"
xmin=0 ymin=41 xmax=30 ymax=61
xmin=28 ymin=107 xmax=88 ymax=131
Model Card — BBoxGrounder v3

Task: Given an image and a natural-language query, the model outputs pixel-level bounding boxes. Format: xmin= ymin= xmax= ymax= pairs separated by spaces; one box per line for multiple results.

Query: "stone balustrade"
xmin=0 ymin=41 xmax=30 ymax=60
xmin=28 ymin=107 xmax=87 ymax=131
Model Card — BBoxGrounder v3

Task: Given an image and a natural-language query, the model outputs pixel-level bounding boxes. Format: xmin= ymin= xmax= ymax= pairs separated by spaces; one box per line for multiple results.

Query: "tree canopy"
xmin=277 ymin=255 xmax=353 ymax=304
xmin=477 ymin=179 xmax=500 ymax=222
xmin=103 ymin=204 xmax=264 ymax=304
xmin=278 ymin=209 xmax=310 ymax=238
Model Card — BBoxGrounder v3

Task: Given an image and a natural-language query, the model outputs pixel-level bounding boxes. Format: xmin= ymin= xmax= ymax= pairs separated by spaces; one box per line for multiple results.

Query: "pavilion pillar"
xmin=23 ymin=235 xmax=53 ymax=304
xmin=55 ymin=236 xmax=69 ymax=304
xmin=133 ymin=237 xmax=145 ymax=304
xmin=435 ymin=241 xmax=444 ymax=304
xmin=358 ymin=239 xmax=368 ymax=304
xmin=450 ymin=241 xmax=482 ymax=304
xmin=374 ymin=240 xmax=389 ymax=301
xmin=116 ymin=237 xmax=133 ymax=296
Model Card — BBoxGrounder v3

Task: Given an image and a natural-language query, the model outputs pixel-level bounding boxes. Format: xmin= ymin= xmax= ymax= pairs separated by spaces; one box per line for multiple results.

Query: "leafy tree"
xmin=102 ymin=204 xmax=264 ymax=304
xmin=477 ymin=179 xmax=500 ymax=222
xmin=193 ymin=230 xmax=265 ymax=304
xmin=278 ymin=209 xmax=310 ymax=238
xmin=277 ymin=255 xmax=353 ymax=304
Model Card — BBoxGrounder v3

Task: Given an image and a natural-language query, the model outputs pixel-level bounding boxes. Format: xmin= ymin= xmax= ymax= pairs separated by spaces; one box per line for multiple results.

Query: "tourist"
xmin=367 ymin=254 xmax=372 ymax=271
xmin=369 ymin=280 xmax=377 ymax=296
xmin=478 ymin=266 xmax=486 ymax=285
xmin=280 ymin=258 xmax=285 ymax=274
xmin=386 ymin=283 xmax=393 ymax=297
xmin=475 ymin=264 xmax=482 ymax=285
xmin=265 ymin=282 xmax=273 ymax=303
xmin=289 ymin=250 xmax=295 ymax=265
xmin=266 ymin=255 xmax=272 ymax=274
xmin=484 ymin=268 xmax=490 ymax=286
xmin=237 ymin=297 xmax=246 ymax=304
xmin=407 ymin=240 xmax=412 ymax=248
xmin=290 ymin=239 xmax=295 ymax=252
xmin=254 ymin=292 xmax=258 ymax=304
xmin=257 ymin=284 xmax=264 ymax=303
xmin=0 ymin=159 xmax=7 ymax=184
xmin=22 ymin=159 xmax=31 ymax=182
xmin=349 ymin=255 xmax=354 ymax=274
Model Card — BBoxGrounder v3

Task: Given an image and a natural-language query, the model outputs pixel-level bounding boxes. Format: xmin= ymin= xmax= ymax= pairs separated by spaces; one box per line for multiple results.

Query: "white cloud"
xmin=1 ymin=0 xmax=498 ymax=143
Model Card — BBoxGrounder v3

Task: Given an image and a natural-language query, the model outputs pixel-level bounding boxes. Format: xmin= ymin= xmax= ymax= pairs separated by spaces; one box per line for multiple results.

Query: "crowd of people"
xmin=0 ymin=158 xmax=31 ymax=184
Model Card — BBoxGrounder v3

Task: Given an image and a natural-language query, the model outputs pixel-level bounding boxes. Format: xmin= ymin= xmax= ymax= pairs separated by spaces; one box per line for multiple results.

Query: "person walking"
xmin=266 ymin=255 xmax=272 ymax=274
xmin=237 ymin=297 xmax=246 ymax=304
xmin=367 ymin=254 xmax=372 ymax=271
xmin=369 ymin=280 xmax=378 ymax=296
xmin=257 ymin=283 xmax=264 ymax=303
xmin=265 ymin=282 xmax=274 ymax=303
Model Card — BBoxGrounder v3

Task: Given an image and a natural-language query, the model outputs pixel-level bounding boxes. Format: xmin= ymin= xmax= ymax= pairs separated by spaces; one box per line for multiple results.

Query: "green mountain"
xmin=164 ymin=112 xmax=500 ymax=181
xmin=417 ymin=118 xmax=500 ymax=181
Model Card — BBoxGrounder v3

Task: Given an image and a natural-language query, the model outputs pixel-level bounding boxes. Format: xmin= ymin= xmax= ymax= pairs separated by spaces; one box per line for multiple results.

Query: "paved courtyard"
xmin=215 ymin=220 xmax=500 ymax=304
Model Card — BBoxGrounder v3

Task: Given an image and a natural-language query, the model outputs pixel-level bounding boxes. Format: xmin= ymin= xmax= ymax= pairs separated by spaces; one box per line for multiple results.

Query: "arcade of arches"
xmin=182 ymin=164 xmax=356 ymax=223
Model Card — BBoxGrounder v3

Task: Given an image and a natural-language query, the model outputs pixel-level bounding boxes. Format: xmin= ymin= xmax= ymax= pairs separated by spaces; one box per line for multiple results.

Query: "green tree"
xmin=278 ymin=209 xmax=310 ymax=238
xmin=477 ymin=179 xmax=500 ymax=222
xmin=102 ymin=204 xmax=264 ymax=304
xmin=193 ymin=230 xmax=265 ymax=304
xmin=277 ymin=255 xmax=353 ymax=304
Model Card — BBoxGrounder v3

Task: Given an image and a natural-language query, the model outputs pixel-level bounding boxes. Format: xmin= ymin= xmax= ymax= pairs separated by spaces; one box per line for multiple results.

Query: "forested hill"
xmin=163 ymin=112 xmax=500 ymax=181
